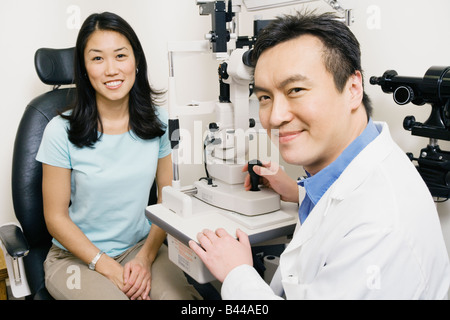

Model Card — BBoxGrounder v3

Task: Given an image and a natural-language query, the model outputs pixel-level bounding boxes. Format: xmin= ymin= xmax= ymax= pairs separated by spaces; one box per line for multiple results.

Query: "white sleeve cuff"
xmin=221 ymin=264 xmax=282 ymax=300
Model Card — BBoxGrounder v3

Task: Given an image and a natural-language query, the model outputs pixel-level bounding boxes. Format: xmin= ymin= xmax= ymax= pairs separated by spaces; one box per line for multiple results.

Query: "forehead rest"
xmin=34 ymin=47 xmax=75 ymax=85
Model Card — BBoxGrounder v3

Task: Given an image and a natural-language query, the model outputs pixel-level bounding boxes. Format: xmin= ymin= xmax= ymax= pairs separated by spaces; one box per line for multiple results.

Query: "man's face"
xmin=254 ymin=35 xmax=363 ymax=174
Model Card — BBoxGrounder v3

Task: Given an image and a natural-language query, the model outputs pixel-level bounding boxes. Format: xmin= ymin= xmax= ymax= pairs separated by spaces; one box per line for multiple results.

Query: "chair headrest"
xmin=34 ymin=47 xmax=75 ymax=85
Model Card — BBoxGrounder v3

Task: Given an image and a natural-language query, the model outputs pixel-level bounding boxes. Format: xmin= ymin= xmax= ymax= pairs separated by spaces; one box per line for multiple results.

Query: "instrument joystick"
xmin=248 ymin=159 xmax=262 ymax=191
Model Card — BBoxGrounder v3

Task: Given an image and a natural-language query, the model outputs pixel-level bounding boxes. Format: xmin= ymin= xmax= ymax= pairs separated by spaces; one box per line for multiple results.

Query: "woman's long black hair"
xmin=63 ymin=12 xmax=166 ymax=148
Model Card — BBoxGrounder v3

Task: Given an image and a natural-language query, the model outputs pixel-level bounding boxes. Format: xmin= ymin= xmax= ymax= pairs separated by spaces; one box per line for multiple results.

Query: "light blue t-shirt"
xmin=36 ymin=107 xmax=171 ymax=257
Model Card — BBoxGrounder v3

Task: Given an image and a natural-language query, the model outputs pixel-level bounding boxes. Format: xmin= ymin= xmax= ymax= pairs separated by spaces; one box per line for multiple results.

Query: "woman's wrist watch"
xmin=88 ymin=251 xmax=104 ymax=271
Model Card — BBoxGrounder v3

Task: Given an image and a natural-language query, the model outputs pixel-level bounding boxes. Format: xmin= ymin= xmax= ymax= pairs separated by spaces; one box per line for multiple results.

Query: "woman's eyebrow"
xmin=88 ymin=47 xmax=128 ymax=53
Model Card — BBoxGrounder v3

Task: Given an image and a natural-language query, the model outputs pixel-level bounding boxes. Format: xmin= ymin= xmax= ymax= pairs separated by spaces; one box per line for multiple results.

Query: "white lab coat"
xmin=221 ymin=122 xmax=450 ymax=299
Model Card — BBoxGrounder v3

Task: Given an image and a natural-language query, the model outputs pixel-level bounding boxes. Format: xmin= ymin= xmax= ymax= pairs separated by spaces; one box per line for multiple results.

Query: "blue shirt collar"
xmin=298 ymin=118 xmax=380 ymax=206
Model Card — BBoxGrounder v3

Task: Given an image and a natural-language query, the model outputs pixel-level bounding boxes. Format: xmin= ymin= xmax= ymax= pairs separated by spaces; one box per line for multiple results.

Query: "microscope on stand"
xmin=371 ymin=66 xmax=450 ymax=200
xmin=146 ymin=0 xmax=354 ymax=283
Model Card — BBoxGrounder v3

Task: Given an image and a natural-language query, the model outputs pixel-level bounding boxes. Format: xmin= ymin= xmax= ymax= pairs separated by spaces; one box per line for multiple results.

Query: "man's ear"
xmin=347 ymin=71 xmax=364 ymax=111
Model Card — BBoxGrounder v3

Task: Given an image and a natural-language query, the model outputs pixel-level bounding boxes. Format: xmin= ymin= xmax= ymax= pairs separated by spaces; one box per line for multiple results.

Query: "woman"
xmin=37 ymin=12 xmax=201 ymax=300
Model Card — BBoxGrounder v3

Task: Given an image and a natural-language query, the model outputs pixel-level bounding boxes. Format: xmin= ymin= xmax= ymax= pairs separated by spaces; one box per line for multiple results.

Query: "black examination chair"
xmin=0 ymin=47 xmax=76 ymax=299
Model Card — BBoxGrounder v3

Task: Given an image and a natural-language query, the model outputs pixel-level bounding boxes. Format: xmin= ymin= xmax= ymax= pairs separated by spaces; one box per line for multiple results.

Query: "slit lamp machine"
xmin=145 ymin=0 xmax=354 ymax=283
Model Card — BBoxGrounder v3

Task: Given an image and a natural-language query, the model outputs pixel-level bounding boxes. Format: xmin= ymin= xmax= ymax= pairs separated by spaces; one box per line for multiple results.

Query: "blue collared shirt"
xmin=297 ymin=119 xmax=380 ymax=224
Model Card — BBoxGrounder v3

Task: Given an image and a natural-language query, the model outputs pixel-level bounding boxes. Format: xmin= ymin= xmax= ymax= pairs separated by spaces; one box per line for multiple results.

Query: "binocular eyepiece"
xmin=370 ymin=66 xmax=450 ymax=106
xmin=371 ymin=66 xmax=450 ymax=141
xmin=371 ymin=66 xmax=450 ymax=199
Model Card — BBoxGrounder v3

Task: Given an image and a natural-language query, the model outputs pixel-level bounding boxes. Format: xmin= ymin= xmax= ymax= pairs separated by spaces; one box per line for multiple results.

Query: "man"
xmin=189 ymin=12 xmax=450 ymax=299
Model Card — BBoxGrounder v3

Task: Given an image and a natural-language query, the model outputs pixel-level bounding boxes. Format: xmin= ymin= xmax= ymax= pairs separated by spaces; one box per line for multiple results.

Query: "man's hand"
xmin=189 ymin=228 xmax=253 ymax=282
xmin=243 ymin=160 xmax=299 ymax=203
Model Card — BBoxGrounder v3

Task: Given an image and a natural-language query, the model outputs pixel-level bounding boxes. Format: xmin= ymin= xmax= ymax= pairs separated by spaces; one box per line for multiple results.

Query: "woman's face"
xmin=84 ymin=30 xmax=136 ymax=106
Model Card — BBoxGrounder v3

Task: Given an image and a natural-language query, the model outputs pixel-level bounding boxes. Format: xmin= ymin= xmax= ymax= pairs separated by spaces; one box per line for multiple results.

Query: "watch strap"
xmin=88 ymin=250 xmax=104 ymax=271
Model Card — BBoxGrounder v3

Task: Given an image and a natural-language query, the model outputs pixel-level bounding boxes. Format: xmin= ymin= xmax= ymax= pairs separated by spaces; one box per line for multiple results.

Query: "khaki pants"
xmin=44 ymin=241 xmax=202 ymax=300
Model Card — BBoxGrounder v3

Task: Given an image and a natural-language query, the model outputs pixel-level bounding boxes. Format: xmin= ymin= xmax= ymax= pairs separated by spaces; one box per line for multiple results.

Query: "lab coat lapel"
xmin=328 ymin=121 xmax=393 ymax=201
xmin=282 ymin=193 xmax=333 ymax=255
xmin=280 ymin=175 xmax=331 ymax=255
xmin=277 ymin=193 xmax=334 ymax=291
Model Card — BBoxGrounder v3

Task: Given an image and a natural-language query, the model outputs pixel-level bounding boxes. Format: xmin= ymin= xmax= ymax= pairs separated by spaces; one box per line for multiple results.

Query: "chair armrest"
xmin=0 ymin=224 xmax=32 ymax=298
xmin=0 ymin=224 xmax=29 ymax=259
